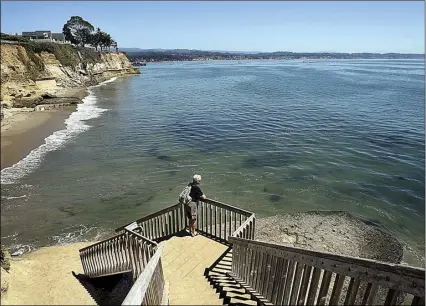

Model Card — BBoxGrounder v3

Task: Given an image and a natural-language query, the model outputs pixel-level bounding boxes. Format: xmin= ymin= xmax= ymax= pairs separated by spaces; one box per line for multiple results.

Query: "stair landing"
xmin=160 ymin=234 xmax=228 ymax=305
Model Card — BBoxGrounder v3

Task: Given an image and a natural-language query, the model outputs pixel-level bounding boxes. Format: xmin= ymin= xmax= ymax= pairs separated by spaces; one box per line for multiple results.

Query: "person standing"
xmin=185 ymin=174 xmax=206 ymax=237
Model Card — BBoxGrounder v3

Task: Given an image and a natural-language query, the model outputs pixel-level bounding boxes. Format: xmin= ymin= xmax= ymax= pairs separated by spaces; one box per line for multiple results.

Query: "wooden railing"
xmin=122 ymin=245 xmax=165 ymax=305
xmin=197 ymin=199 xmax=255 ymax=241
xmin=115 ymin=198 xmax=255 ymax=242
xmin=228 ymin=237 xmax=425 ymax=306
xmin=79 ymin=228 xmax=158 ymax=280
xmin=80 ymin=232 xmax=130 ymax=278
xmin=116 ymin=203 xmax=186 ymax=240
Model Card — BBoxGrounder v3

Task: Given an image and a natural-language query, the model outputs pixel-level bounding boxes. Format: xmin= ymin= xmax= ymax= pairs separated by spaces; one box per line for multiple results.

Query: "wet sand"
xmin=1 ymin=108 xmax=75 ymax=170
xmin=1 ymin=87 xmax=87 ymax=170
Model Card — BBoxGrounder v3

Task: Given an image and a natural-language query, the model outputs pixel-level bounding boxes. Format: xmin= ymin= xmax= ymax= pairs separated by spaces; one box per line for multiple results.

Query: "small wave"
xmin=9 ymin=244 xmax=37 ymax=256
xmin=1 ymin=195 xmax=27 ymax=200
xmin=0 ymin=77 xmax=117 ymax=185
xmin=50 ymin=224 xmax=109 ymax=245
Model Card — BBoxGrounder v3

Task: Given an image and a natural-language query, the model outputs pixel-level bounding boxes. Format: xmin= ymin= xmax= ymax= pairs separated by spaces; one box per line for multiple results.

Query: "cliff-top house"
xmin=21 ymin=30 xmax=66 ymax=43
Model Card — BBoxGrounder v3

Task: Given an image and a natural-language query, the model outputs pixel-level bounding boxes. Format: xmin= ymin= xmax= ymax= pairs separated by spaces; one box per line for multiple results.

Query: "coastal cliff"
xmin=1 ymin=42 xmax=140 ymax=109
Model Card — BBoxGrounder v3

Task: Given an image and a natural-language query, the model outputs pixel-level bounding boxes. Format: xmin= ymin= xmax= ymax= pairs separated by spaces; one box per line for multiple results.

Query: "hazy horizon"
xmin=120 ymin=47 xmax=424 ymax=55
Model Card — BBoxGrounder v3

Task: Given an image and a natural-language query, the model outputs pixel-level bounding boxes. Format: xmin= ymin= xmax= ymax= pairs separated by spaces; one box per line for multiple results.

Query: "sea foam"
xmin=1 ymin=78 xmax=117 ymax=185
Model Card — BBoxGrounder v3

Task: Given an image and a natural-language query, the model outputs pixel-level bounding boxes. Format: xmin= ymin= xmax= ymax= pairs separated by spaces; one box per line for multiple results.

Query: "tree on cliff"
xmin=90 ymin=28 xmax=102 ymax=51
xmin=62 ymin=16 xmax=95 ymax=46
xmin=88 ymin=28 xmax=114 ymax=51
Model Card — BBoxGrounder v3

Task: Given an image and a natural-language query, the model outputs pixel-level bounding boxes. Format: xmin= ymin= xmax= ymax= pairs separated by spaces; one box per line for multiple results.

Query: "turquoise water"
xmin=1 ymin=59 xmax=424 ymax=266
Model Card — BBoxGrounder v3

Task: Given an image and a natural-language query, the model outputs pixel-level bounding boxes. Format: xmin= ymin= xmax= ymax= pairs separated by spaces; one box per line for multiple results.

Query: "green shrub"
xmin=1 ymin=33 xmax=30 ymax=43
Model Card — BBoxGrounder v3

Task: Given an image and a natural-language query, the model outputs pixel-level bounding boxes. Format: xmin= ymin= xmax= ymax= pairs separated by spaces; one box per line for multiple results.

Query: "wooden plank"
xmin=252 ymin=217 xmax=256 ymax=240
xmin=122 ymin=246 xmax=164 ymax=305
xmin=329 ymin=273 xmax=346 ymax=305
xmin=152 ymin=217 xmax=157 ymax=240
xmin=276 ymin=259 xmax=290 ymax=305
xmin=384 ymin=289 xmax=400 ymax=306
xmin=228 ymin=237 xmax=425 ymax=297
xmin=224 ymin=210 xmax=228 ymax=240
xmin=107 ymin=242 xmax=112 ymax=273
xmin=248 ymin=247 xmax=258 ymax=288
xmin=219 ymin=208 xmax=222 ymax=240
xmin=201 ymin=202 xmax=205 ymax=232
xmin=172 ymin=210 xmax=176 ymax=234
xmin=214 ymin=205 xmax=217 ymax=237
xmin=112 ymin=239 xmax=119 ymax=272
xmin=267 ymin=255 xmax=279 ymax=301
xmin=168 ymin=211 xmax=172 ymax=235
xmin=271 ymin=256 xmax=284 ymax=304
xmin=98 ymin=244 xmax=103 ymax=275
xmin=290 ymin=262 xmax=305 ymax=305
xmin=317 ymin=270 xmax=332 ymax=305
xmin=282 ymin=260 xmax=296 ymax=305
xmin=244 ymin=245 xmax=251 ymax=282
xmin=252 ymin=247 xmax=261 ymax=290
xmin=210 ymin=203 xmax=213 ymax=235
xmin=228 ymin=209 xmax=232 ymax=239
xmin=145 ymin=220 xmax=150 ymax=240
xmin=306 ymin=267 xmax=321 ymax=305
xmin=344 ymin=277 xmax=361 ymax=305
xmin=297 ymin=265 xmax=313 ymax=305
xmin=239 ymin=213 xmax=243 ymax=227
xmin=255 ymin=250 xmax=265 ymax=291
xmin=89 ymin=248 xmax=96 ymax=275
xmin=232 ymin=215 xmax=255 ymax=238
xmin=261 ymin=253 xmax=271 ymax=297
xmin=232 ymin=244 xmax=237 ymax=275
xmin=240 ymin=242 xmax=247 ymax=280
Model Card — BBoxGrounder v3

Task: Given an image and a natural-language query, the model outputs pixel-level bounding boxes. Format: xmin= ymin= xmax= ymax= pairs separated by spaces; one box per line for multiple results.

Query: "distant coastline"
xmin=125 ymin=49 xmax=424 ymax=63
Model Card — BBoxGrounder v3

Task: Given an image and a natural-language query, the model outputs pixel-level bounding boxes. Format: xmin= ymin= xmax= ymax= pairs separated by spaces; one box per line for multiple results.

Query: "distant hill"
xmin=124 ymin=49 xmax=424 ymax=62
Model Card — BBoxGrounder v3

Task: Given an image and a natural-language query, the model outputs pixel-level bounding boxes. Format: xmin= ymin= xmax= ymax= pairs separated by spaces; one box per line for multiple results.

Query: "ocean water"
xmin=1 ymin=59 xmax=424 ymax=266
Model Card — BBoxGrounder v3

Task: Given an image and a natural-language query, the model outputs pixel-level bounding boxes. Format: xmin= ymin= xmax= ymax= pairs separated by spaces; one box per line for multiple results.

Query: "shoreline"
xmin=1 ymin=87 xmax=88 ymax=171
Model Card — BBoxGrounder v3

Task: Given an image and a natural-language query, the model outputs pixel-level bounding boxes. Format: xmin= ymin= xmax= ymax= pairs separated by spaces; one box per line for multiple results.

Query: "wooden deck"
xmin=161 ymin=234 xmax=227 ymax=305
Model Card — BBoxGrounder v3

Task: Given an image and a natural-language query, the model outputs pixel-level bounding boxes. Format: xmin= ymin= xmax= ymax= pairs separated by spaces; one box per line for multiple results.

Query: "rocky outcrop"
xmin=1 ymin=42 xmax=140 ymax=109
xmin=255 ymin=211 xmax=403 ymax=263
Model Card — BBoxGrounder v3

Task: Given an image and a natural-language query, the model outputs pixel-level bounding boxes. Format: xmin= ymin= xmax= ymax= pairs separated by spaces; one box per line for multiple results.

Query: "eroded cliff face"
xmin=1 ymin=43 xmax=140 ymax=108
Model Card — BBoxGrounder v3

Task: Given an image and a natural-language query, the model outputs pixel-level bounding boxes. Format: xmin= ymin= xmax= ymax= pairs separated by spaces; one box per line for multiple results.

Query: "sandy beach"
xmin=1 ymin=88 xmax=88 ymax=170
xmin=1 ymin=242 xmax=95 ymax=305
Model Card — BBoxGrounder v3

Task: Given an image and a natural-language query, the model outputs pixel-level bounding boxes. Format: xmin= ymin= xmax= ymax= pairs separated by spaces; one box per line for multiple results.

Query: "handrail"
xmin=125 ymin=227 xmax=158 ymax=246
xmin=203 ymin=198 xmax=253 ymax=217
xmin=232 ymin=214 xmax=255 ymax=239
xmin=229 ymin=236 xmax=425 ymax=305
xmin=194 ymin=198 xmax=254 ymax=242
xmin=122 ymin=245 xmax=165 ymax=305
xmin=79 ymin=232 xmax=131 ymax=278
xmin=80 ymin=232 xmax=125 ymax=252
xmin=116 ymin=203 xmax=182 ymax=232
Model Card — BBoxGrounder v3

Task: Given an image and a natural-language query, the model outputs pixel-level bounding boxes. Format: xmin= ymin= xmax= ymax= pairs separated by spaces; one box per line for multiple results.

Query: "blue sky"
xmin=1 ymin=1 xmax=424 ymax=53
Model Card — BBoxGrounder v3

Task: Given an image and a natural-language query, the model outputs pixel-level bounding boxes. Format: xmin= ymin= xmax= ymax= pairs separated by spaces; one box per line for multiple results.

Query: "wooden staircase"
xmin=78 ymin=199 xmax=425 ymax=305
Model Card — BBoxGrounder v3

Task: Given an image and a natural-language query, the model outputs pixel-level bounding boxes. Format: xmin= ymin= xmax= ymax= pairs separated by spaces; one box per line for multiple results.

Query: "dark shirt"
xmin=189 ymin=183 xmax=203 ymax=202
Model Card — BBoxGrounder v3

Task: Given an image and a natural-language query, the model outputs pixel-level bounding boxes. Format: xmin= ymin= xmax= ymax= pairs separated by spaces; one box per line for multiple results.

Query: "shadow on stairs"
xmin=204 ymin=247 xmax=258 ymax=306
xmin=72 ymin=271 xmax=133 ymax=305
